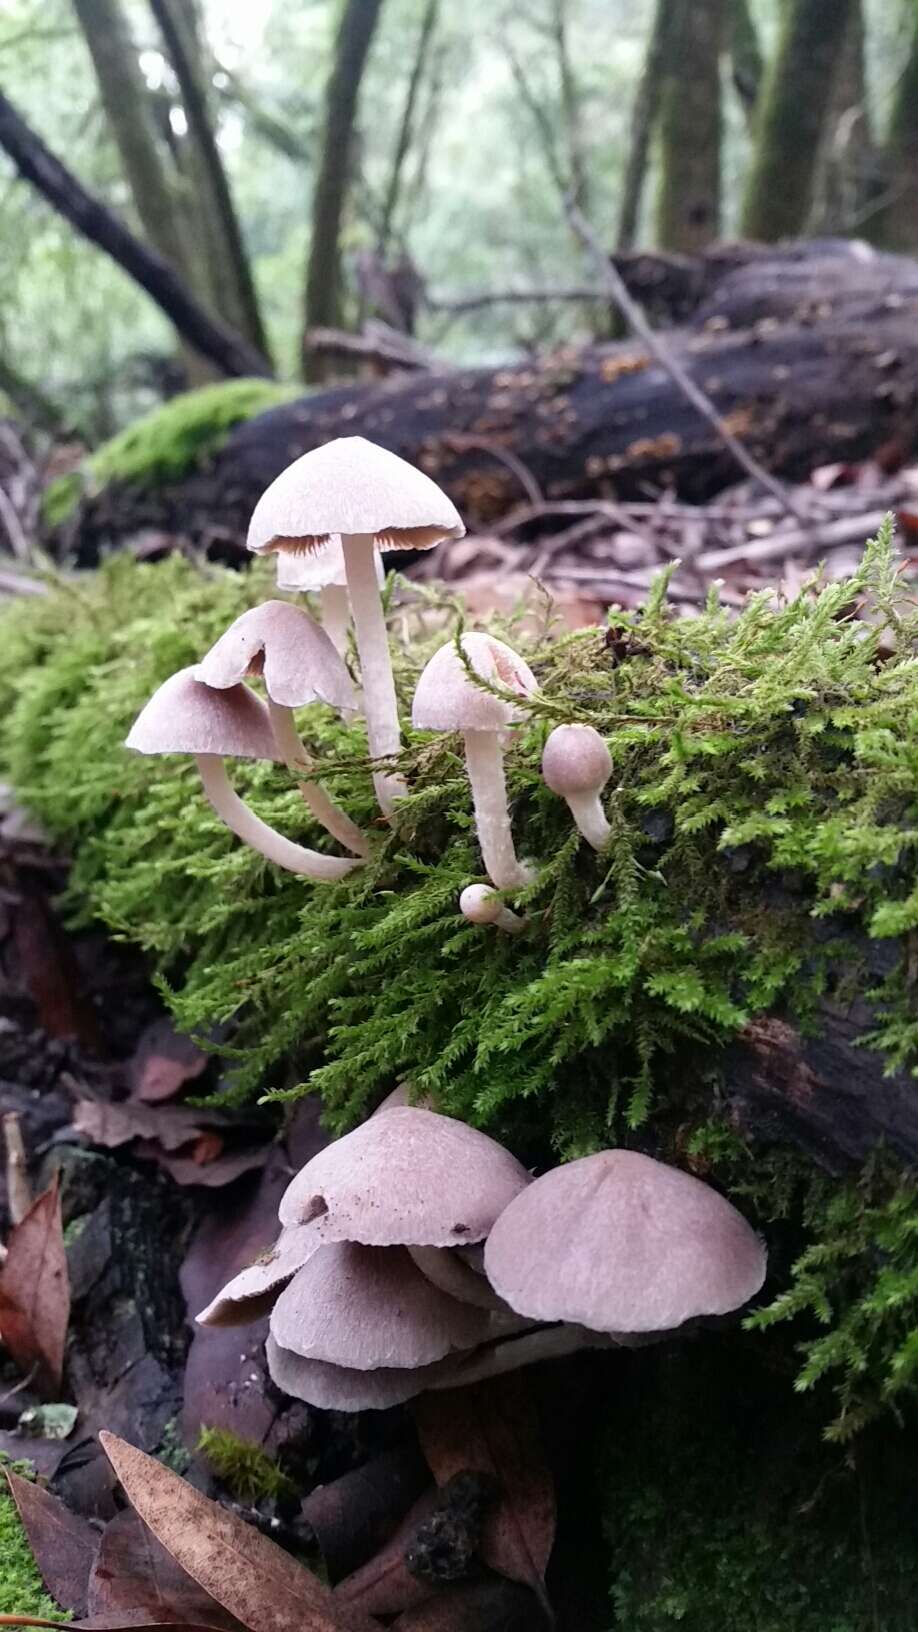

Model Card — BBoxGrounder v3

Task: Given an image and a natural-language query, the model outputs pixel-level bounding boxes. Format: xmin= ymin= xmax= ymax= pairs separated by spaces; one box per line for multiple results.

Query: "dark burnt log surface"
xmin=70 ymin=241 xmax=918 ymax=559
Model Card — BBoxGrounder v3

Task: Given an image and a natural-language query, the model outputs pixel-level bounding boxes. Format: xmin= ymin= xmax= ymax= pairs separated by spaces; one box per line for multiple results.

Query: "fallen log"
xmin=66 ymin=239 xmax=918 ymax=559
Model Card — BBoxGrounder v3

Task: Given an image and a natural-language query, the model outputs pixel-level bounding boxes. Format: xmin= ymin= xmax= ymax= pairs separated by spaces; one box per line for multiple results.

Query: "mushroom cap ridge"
xmin=195 ymin=601 xmax=356 ymax=711
xmin=412 ymin=632 xmax=538 ymax=734
xmin=125 ymin=666 xmax=279 ymax=761
xmin=278 ymin=1105 xmax=531 ymax=1242
xmin=484 ymin=1149 xmax=766 ymax=1334
xmin=247 ymin=436 xmax=464 ymax=555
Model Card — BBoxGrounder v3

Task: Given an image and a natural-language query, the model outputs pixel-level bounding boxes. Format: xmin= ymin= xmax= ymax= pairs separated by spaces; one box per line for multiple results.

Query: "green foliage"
xmin=3 ymin=521 xmax=918 ymax=1432
xmin=0 ymin=1457 xmax=65 ymax=1618
xmin=42 ymin=379 xmax=300 ymax=525
xmin=197 ymin=1428 xmax=296 ymax=1503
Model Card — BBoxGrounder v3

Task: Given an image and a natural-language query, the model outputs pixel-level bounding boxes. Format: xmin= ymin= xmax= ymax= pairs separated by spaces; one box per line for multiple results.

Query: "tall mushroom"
xmin=247 ymin=437 xmax=464 ymax=815
xmin=412 ymin=632 xmax=538 ymax=891
xmin=276 ymin=538 xmax=383 ymax=660
xmin=125 ymin=667 xmax=360 ymax=881
xmin=541 ymin=724 xmax=612 ymax=850
xmin=195 ymin=601 xmax=367 ymax=857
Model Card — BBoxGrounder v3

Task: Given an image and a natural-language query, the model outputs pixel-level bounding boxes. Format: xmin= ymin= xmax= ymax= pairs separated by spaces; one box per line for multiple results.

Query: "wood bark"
xmin=870 ymin=4 xmax=918 ymax=254
xmin=741 ymin=0 xmax=854 ymax=240
xmin=727 ymin=0 xmax=763 ymax=122
xmin=616 ymin=0 xmax=674 ymax=250
xmin=657 ymin=0 xmax=726 ymax=252
xmin=64 ymin=241 xmax=918 ymax=555
xmin=303 ymin=0 xmax=385 ymax=379
xmin=812 ymin=0 xmax=878 ymax=234
xmin=0 ymin=87 xmax=271 ymax=380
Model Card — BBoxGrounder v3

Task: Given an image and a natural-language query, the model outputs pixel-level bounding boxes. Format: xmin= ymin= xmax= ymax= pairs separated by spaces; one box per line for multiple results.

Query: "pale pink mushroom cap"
xmin=246 ymin=436 xmax=465 ymax=556
xmin=269 ymin=1240 xmax=489 ymax=1368
xmin=484 ymin=1150 xmax=766 ymax=1334
xmin=412 ymin=633 xmax=538 ymax=733
xmin=276 ymin=540 xmax=384 ymax=592
xmin=125 ymin=667 xmax=279 ymax=761
xmin=194 ymin=602 xmax=356 ymax=711
xmin=266 ymin=1333 xmax=450 ymax=1412
xmin=195 ymin=1222 xmax=326 ymax=1327
xmin=277 ymin=1105 xmax=531 ymax=1241
xmin=542 ymin=724 xmax=612 ymax=796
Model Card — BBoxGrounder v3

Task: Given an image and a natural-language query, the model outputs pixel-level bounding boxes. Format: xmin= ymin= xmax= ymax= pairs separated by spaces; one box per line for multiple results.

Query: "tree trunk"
xmin=0 ymin=87 xmax=271 ymax=380
xmin=812 ymin=0 xmax=878 ymax=234
xmin=148 ymin=0 xmax=270 ymax=365
xmin=303 ymin=0 xmax=385 ymax=381
xmin=870 ymin=5 xmax=918 ymax=253
xmin=377 ymin=0 xmax=439 ymax=259
xmin=551 ymin=0 xmax=590 ymax=215
xmin=727 ymin=0 xmax=763 ymax=123
xmin=657 ymin=0 xmax=725 ymax=252
xmin=616 ymin=0 xmax=675 ymax=250
xmin=741 ymin=0 xmax=853 ymax=241
xmin=63 ymin=241 xmax=918 ymax=554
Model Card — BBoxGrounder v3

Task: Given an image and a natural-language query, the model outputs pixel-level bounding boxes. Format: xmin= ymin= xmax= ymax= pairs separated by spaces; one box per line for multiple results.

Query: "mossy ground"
xmin=3 ymin=525 xmax=918 ymax=1616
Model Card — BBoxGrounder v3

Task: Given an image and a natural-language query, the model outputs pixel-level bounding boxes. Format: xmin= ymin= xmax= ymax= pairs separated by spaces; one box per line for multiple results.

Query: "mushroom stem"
xmin=267 ymin=699 xmax=369 ymax=857
xmin=429 ymin=1322 xmax=617 ymax=1390
xmin=195 ymin=754 xmax=360 ymax=881
xmin=319 ymin=583 xmax=351 ymax=658
xmin=341 ymin=533 xmax=407 ymax=815
xmin=462 ymin=730 xmax=531 ymax=891
xmin=564 ymin=789 xmax=612 ymax=850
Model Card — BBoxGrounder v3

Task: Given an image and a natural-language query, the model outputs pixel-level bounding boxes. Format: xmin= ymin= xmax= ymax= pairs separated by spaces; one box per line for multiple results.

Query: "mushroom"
xmin=412 ymin=633 xmax=538 ymax=891
xmin=125 ymin=667 xmax=359 ymax=881
xmin=541 ymin=724 xmax=612 ymax=850
xmin=195 ymin=601 xmax=367 ymax=857
xmin=196 ymin=1222 xmax=326 ymax=1327
xmin=247 ymin=436 xmax=464 ymax=815
xmin=265 ymin=1332 xmax=451 ymax=1412
xmin=459 ymin=883 xmax=526 ymax=935
xmin=276 ymin=538 xmax=384 ymax=661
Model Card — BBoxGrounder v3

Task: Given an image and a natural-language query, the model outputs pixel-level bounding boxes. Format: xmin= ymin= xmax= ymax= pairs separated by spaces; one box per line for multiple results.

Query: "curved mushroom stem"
xmin=462 ymin=730 xmax=531 ymax=891
xmin=319 ymin=583 xmax=351 ymax=658
xmin=267 ymin=699 xmax=369 ymax=858
xmin=195 ymin=754 xmax=360 ymax=881
xmin=428 ymin=1323 xmax=618 ymax=1390
xmin=564 ymin=789 xmax=611 ymax=850
xmin=407 ymin=1245 xmax=518 ymax=1313
xmin=341 ymin=532 xmax=407 ymax=816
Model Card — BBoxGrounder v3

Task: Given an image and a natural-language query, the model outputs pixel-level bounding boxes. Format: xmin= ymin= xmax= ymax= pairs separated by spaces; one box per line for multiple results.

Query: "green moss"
xmin=42 ymin=378 xmax=300 ymax=525
xmin=2 ymin=524 xmax=918 ymax=1434
xmin=197 ymin=1428 xmax=296 ymax=1503
xmin=0 ymin=1460 xmax=64 ymax=1618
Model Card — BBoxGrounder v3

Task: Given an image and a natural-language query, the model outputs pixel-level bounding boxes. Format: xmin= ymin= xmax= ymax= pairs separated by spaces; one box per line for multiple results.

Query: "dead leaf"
xmin=392 ymin=1578 xmax=538 ymax=1629
xmin=412 ymin=1376 xmax=556 ymax=1609
xmin=12 ymin=888 xmax=102 ymax=1051
xmin=129 ymin=1019 xmax=209 ymax=1104
xmin=333 ymin=1489 xmax=437 ymax=1618
xmin=1 ymin=1619 xmax=239 ymax=1632
xmin=72 ymin=1103 xmax=211 ymax=1152
xmin=4 ymin=1469 xmax=98 ymax=1617
xmin=136 ymin=1145 xmax=268 ymax=1189
xmin=0 ymin=1178 xmax=70 ymax=1392
xmin=301 ymin=1444 xmax=429 ymax=1583
xmin=99 ymin=1433 xmax=376 ymax=1632
xmin=88 ymin=1509 xmax=243 ymax=1631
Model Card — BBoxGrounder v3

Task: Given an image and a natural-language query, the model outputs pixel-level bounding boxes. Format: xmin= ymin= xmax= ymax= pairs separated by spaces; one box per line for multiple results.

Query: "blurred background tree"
xmin=0 ymin=0 xmax=911 ymax=441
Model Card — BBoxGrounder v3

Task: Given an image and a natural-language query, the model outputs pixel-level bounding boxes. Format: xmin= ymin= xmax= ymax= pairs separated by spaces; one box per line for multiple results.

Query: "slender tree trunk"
xmin=657 ymin=0 xmax=726 ymax=252
xmin=303 ymin=0 xmax=385 ymax=381
xmin=377 ymin=0 xmax=438 ymax=258
xmin=812 ymin=0 xmax=878 ymax=232
xmin=0 ymin=87 xmax=271 ymax=379
xmin=728 ymin=0 xmax=763 ymax=123
xmin=870 ymin=3 xmax=918 ymax=252
xmin=552 ymin=0 xmax=590 ymax=214
xmin=616 ymin=0 xmax=675 ymax=250
xmin=148 ymin=0 xmax=270 ymax=365
xmin=741 ymin=0 xmax=854 ymax=241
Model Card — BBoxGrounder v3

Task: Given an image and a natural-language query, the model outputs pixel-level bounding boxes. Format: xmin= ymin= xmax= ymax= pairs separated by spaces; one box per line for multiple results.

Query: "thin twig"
xmin=2 ymin=1113 xmax=33 ymax=1225
xmin=695 ymin=509 xmax=889 ymax=572
xmin=445 ymin=434 xmax=544 ymax=507
xmin=565 ymin=201 xmax=810 ymax=523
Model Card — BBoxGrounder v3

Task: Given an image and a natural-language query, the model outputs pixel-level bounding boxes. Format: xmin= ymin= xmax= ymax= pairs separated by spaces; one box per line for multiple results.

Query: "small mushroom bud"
xmin=541 ymin=724 xmax=612 ymax=849
xmin=459 ymin=884 xmax=525 ymax=935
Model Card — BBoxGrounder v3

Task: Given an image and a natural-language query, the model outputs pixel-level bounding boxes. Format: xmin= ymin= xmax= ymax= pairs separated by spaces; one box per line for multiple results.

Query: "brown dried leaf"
xmin=72 ymin=1103 xmax=210 ymax=1152
xmin=4 ymin=1469 xmax=97 ymax=1617
xmin=88 ymin=1509 xmax=244 ymax=1630
xmin=0 ymin=1178 xmax=70 ymax=1392
xmin=302 ymin=1445 xmax=429 ymax=1583
xmin=129 ymin=1019 xmax=209 ymax=1104
xmin=412 ymin=1376 xmax=556 ymax=1605
xmin=393 ymin=1578 xmax=537 ymax=1630
xmin=333 ymin=1489 xmax=437 ymax=1618
xmin=99 ymin=1433 xmax=376 ymax=1632
xmin=137 ymin=1144 xmax=268 ymax=1189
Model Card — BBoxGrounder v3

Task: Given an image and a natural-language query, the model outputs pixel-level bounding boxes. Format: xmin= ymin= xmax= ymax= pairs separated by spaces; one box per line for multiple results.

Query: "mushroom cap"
xmin=194 ymin=601 xmax=356 ymax=711
xmin=276 ymin=539 xmax=384 ymax=592
xmin=484 ymin=1150 xmax=766 ymax=1334
xmin=459 ymin=884 xmax=503 ymax=925
xmin=277 ymin=1105 xmax=531 ymax=1242
xmin=411 ymin=633 xmax=538 ymax=733
xmin=542 ymin=724 xmax=612 ymax=796
xmin=125 ymin=667 xmax=279 ymax=761
xmin=247 ymin=437 xmax=465 ymax=556
xmin=195 ymin=1222 xmax=326 ymax=1327
xmin=269 ymin=1240 xmax=489 ymax=1368
xmin=265 ymin=1333 xmax=448 ymax=1411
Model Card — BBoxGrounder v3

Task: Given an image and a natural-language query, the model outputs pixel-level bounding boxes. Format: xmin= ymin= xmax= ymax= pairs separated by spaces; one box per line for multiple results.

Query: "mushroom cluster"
xmin=198 ymin=1105 xmax=766 ymax=1412
xmin=125 ymin=435 xmax=618 ymax=915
